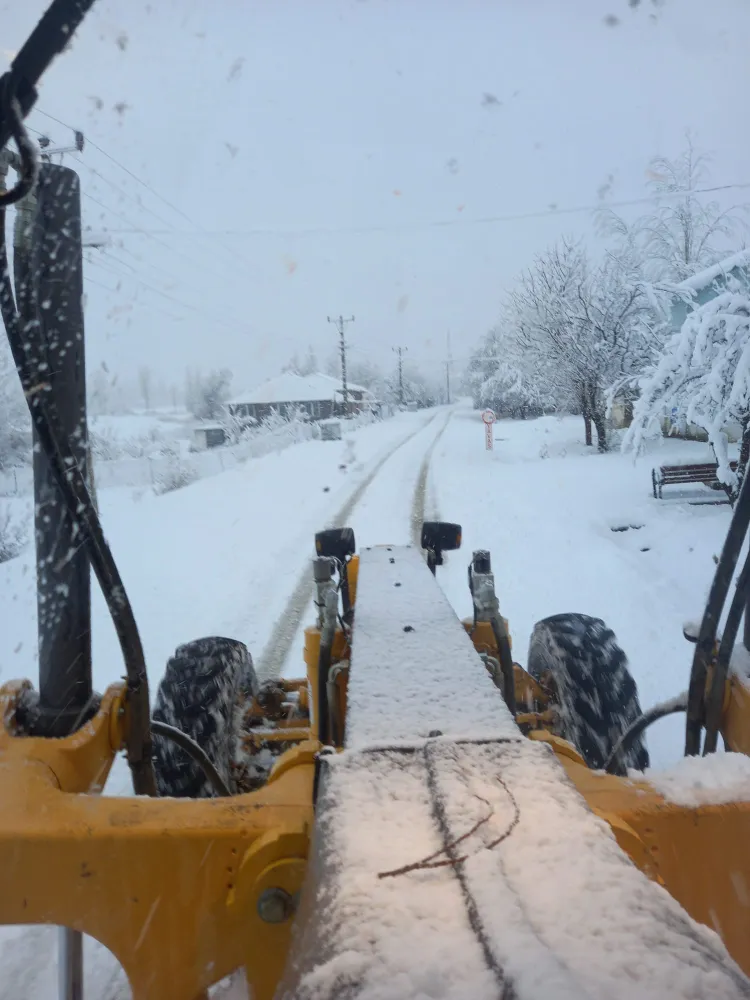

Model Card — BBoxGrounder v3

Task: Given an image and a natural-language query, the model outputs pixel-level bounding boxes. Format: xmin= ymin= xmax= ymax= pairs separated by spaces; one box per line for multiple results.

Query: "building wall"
xmin=669 ymin=263 xmax=750 ymax=331
xmin=228 ymin=399 xmax=336 ymax=423
xmin=660 ymin=415 xmax=743 ymax=444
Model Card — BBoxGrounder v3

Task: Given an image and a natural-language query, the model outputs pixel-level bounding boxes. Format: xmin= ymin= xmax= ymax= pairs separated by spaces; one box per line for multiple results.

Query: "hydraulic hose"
xmin=0 ymin=204 xmax=156 ymax=796
xmin=703 ymin=545 xmax=750 ymax=754
xmin=490 ymin=615 xmax=517 ymax=718
xmin=315 ymin=559 xmax=339 ymax=746
xmin=604 ymin=692 xmax=688 ymax=776
xmin=685 ymin=466 xmax=750 ymax=756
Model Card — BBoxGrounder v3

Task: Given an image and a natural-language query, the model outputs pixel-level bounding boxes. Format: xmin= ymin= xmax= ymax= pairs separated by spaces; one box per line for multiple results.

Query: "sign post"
xmin=481 ymin=409 xmax=496 ymax=450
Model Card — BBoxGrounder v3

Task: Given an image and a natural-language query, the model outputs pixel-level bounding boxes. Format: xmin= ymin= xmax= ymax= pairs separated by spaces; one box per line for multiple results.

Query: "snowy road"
xmin=258 ymin=408 xmax=449 ymax=678
xmin=0 ymin=400 xmax=741 ymax=998
xmin=277 ymin=407 xmax=453 ymax=677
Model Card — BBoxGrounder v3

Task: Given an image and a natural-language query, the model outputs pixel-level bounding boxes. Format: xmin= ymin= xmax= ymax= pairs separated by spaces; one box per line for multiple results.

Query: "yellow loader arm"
xmin=2 ymin=538 xmax=750 ymax=999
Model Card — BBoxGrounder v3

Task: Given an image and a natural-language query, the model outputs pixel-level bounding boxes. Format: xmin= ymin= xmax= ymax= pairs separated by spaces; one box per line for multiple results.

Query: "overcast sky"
xmin=2 ymin=0 xmax=750 ymax=393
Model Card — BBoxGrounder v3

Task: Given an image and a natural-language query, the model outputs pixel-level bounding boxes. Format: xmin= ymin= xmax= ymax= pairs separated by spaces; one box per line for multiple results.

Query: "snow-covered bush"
xmin=90 ymin=425 xmax=183 ymax=462
xmin=0 ymin=505 xmax=28 ymax=563
xmin=624 ymin=281 xmax=750 ymax=497
xmin=153 ymin=456 xmax=199 ymax=495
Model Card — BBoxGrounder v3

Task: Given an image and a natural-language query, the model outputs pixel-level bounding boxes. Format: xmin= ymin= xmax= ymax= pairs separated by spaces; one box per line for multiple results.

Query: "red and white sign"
xmin=481 ymin=409 xmax=495 ymax=450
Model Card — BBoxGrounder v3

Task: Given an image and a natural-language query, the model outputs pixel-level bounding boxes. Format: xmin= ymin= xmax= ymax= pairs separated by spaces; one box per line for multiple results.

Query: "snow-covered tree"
xmin=300 ymin=345 xmax=318 ymax=376
xmin=382 ymin=361 xmax=439 ymax=408
xmin=0 ymin=340 xmax=29 ymax=469
xmin=466 ymin=327 xmax=546 ymax=419
xmin=598 ymin=136 xmax=748 ymax=284
xmin=508 ymin=239 xmax=654 ymax=450
xmin=624 ymin=279 xmax=750 ymax=500
xmin=187 ymin=368 xmax=233 ymax=421
xmin=348 ymin=357 xmax=384 ymax=394
xmin=138 ymin=365 xmax=152 ymax=411
xmin=470 ymin=239 xmax=656 ymax=450
xmin=89 ymin=364 xmax=114 ymax=417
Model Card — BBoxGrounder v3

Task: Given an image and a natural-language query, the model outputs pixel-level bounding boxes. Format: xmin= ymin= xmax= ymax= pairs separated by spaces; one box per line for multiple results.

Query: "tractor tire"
xmin=527 ymin=613 xmax=649 ymax=773
xmin=152 ymin=636 xmax=258 ymax=798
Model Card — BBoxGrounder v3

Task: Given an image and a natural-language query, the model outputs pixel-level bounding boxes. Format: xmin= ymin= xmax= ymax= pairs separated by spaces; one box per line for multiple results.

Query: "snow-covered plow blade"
xmin=280 ymin=739 xmax=750 ymax=1000
xmin=277 ymin=545 xmax=750 ymax=1000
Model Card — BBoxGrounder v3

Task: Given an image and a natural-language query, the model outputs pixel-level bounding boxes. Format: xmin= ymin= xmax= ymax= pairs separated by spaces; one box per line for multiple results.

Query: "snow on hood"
xmin=642 ymin=752 xmax=750 ymax=807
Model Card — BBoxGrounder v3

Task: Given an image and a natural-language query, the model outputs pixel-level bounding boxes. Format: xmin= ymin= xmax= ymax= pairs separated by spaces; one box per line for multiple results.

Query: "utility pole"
xmin=327 ymin=314 xmax=355 ymax=415
xmin=445 ymin=331 xmax=452 ymax=404
xmin=392 ymin=345 xmax=408 ymax=405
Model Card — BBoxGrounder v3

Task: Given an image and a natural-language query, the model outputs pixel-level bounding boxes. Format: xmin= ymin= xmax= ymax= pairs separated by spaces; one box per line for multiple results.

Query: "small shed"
xmin=192 ymin=424 xmax=226 ymax=450
xmin=319 ymin=419 xmax=342 ymax=441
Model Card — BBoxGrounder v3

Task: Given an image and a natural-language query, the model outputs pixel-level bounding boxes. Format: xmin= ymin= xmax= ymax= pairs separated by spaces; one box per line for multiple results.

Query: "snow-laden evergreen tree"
xmin=624 ymin=277 xmax=750 ymax=499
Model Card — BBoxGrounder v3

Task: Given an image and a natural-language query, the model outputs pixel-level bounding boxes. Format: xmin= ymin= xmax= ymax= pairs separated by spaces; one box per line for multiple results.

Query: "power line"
xmin=82 ymin=247 xmax=251 ymax=331
xmin=81 ymin=189 xmax=221 ymax=289
xmin=83 ymin=180 xmax=750 ymax=240
xmin=34 ymin=107 xmax=268 ymax=284
xmin=82 ymin=272 xmax=118 ymax=293
xmin=35 ymin=108 xmax=197 ymax=226
xmin=77 ymin=189 xmax=261 ymax=332
xmin=69 ymin=152 xmax=181 ymax=233
xmin=69 ymin=153 xmax=245 ymax=288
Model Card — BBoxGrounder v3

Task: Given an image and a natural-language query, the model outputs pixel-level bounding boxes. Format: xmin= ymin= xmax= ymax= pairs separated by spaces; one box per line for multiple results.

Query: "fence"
xmin=0 ymin=410 xmax=382 ymax=498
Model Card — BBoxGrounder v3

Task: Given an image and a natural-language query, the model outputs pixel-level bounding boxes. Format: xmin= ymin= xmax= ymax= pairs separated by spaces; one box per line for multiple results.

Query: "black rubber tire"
xmin=527 ymin=613 xmax=649 ymax=773
xmin=152 ymin=636 xmax=258 ymax=798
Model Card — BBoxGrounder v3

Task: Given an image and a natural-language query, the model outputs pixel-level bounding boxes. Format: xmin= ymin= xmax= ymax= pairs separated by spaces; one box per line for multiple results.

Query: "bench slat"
xmin=653 ymin=461 xmax=737 ymax=498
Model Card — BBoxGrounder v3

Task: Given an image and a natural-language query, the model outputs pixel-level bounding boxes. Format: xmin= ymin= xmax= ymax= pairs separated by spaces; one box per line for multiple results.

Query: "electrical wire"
xmin=79 ymin=175 xmax=249 ymax=290
xmin=35 ymin=108 xmax=750 ymax=243
xmin=85 ymin=180 xmax=750 ymax=240
xmin=35 ymin=107 xmax=268 ymax=283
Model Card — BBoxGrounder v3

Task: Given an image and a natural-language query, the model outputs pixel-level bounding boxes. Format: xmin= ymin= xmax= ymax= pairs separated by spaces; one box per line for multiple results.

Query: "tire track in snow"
xmin=410 ymin=410 xmax=452 ymax=547
xmin=255 ymin=412 xmax=440 ymax=680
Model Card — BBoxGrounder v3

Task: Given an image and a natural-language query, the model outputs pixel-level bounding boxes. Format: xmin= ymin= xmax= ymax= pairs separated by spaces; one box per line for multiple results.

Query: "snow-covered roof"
xmin=227 ymin=371 xmax=372 ymax=406
xmin=675 ymin=248 xmax=750 ymax=294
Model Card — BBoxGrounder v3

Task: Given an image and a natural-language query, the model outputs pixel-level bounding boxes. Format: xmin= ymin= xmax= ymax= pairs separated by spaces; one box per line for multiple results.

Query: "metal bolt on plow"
xmin=257 ymin=887 xmax=295 ymax=924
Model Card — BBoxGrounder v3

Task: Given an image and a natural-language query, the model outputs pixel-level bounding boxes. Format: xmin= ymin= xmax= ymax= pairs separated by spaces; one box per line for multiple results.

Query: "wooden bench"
xmin=652 ymin=461 xmax=737 ymax=499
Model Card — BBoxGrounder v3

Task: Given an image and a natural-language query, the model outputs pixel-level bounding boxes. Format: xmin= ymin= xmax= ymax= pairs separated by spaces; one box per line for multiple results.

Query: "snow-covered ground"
xmin=0 ymin=409 xmax=375 ymax=495
xmin=0 ymin=399 xmax=744 ymax=997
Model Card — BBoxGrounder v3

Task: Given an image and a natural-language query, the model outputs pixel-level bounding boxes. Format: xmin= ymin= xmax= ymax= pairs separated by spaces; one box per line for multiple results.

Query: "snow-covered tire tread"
xmin=152 ymin=636 xmax=258 ymax=798
xmin=527 ymin=612 xmax=649 ymax=772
